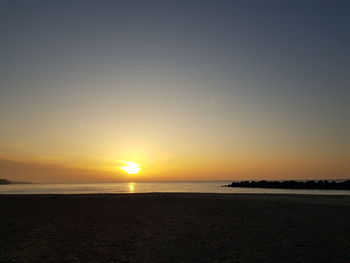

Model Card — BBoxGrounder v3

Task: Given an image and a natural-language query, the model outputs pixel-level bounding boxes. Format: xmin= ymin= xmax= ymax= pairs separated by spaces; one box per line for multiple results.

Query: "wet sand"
xmin=0 ymin=193 xmax=349 ymax=263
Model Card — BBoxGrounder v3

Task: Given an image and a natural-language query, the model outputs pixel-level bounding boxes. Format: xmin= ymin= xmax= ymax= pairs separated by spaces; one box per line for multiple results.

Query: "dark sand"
xmin=0 ymin=194 xmax=349 ymax=263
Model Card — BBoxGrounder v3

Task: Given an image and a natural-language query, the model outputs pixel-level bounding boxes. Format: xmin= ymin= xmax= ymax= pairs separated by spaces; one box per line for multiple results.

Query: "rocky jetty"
xmin=225 ymin=180 xmax=350 ymax=190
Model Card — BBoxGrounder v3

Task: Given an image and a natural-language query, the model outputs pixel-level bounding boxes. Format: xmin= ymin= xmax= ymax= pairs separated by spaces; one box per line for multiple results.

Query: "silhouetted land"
xmin=0 ymin=178 xmax=31 ymax=185
xmin=0 ymin=178 xmax=12 ymax=184
xmin=225 ymin=180 xmax=350 ymax=190
xmin=0 ymin=193 xmax=349 ymax=262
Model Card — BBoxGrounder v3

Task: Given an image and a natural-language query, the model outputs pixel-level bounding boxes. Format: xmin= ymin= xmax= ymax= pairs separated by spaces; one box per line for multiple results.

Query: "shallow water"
xmin=1 ymin=181 xmax=349 ymax=195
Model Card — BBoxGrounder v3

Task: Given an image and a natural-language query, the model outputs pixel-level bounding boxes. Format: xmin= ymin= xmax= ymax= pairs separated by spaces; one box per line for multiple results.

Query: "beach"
xmin=1 ymin=193 xmax=349 ymax=263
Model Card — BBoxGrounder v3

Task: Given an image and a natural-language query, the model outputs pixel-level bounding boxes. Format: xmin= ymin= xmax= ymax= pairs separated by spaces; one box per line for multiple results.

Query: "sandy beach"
xmin=0 ymin=193 xmax=349 ymax=263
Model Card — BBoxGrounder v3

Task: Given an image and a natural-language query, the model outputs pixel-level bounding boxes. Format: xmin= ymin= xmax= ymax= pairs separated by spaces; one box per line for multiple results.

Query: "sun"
xmin=120 ymin=161 xmax=141 ymax=175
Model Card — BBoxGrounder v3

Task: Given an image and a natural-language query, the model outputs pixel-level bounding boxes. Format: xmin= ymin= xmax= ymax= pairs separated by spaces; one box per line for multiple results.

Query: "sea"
xmin=0 ymin=181 xmax=349 ymax=195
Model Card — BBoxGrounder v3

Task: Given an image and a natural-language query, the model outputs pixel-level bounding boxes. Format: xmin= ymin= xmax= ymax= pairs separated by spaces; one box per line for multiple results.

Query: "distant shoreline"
xmin=0 ymin=179 xmax=32 ymax=185
xmin=224 ymin=180 xmax=350 ymax=190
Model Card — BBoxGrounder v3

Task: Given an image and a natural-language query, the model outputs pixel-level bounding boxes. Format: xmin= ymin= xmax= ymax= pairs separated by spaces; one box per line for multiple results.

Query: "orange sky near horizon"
xmin=0 ymin=147 xmax=348 ymax=183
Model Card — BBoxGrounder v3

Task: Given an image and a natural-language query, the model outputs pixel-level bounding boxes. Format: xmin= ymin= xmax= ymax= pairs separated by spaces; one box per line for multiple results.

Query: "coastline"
xmin=1 ymin=193 xmax=350 ymax=262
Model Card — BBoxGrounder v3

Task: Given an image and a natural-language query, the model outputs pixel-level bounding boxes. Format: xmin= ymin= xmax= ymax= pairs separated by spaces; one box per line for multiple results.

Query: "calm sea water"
xmin=0 ymin=181 xmax=349 ymax=195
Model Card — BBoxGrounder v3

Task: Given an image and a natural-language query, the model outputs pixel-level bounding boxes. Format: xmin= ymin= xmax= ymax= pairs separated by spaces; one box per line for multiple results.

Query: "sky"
xmin=0 ymin=0 xmax=349 ymax=182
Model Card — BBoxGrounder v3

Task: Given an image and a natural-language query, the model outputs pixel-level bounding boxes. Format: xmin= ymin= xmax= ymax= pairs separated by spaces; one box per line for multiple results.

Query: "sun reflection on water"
xmin=128 ymin=182 xmax=135 ymax=193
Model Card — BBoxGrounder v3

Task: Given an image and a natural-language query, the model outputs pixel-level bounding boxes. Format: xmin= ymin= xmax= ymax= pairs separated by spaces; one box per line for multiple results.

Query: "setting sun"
xmin=120 ymin=162 xmax=141 ymax=175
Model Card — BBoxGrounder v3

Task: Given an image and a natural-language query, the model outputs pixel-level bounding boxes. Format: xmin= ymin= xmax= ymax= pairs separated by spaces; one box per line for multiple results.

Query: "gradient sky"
xmin=0 ymin=0 xmax=349 ymax=182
